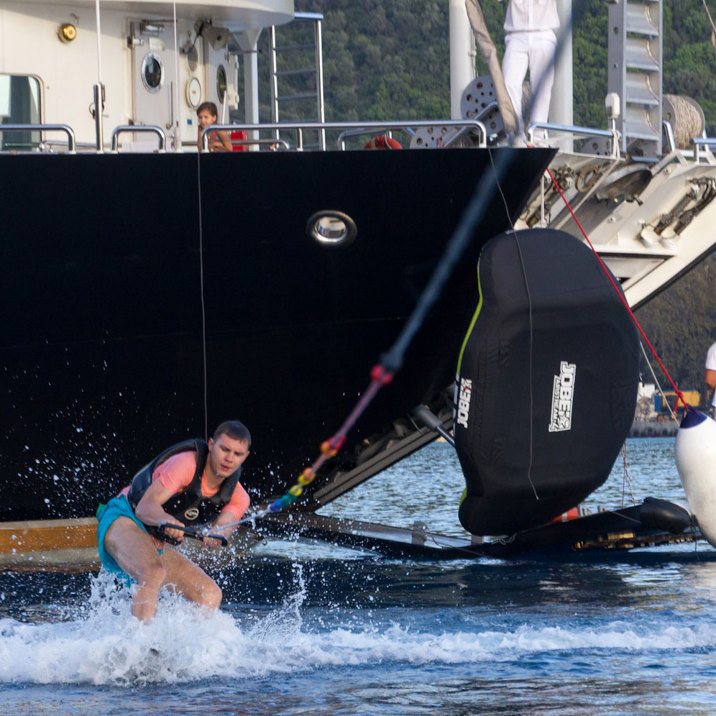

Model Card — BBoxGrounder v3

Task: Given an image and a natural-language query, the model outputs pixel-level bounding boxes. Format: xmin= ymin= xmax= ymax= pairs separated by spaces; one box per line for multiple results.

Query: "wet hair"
xmin=197 ymin=101 xmax=219 ymax=118
xmin=213 ymin=420 xmax=251 ymax=446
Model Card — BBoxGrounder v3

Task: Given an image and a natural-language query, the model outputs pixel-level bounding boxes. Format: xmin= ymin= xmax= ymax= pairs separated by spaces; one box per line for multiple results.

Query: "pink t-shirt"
xmin=121 ymin=450 xmax=250 ymax=520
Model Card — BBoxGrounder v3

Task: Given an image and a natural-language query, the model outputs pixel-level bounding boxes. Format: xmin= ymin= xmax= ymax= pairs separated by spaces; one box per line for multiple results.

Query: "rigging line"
xmin=221 ymin=146 xmax=521 ymax=529
xmin=512 ymin=232 xmax=538 ymax=500
xmin=639 ymin=340 xmax=679 ymax=425
xmin=546 ymin=167 xmax=689 ymax=411
xmin=620 ymin=443 xmax=637 ymax=507
xmin=488 ymin=149 xmax=539 ymax=500
xmin=381 ymin=146 xmax=514 ymax=373
xmin=172 ymin=3 xmax=181 ymax=149
xmin=702 ymin=0 xmax=716 ymax=33
xmin=196 ymin=153 xmax=209 ymax=441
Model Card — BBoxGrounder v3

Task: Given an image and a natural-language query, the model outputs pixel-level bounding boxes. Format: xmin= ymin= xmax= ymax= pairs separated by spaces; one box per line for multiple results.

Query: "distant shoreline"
xmin=630 ymin=419 xmax=678 ymax=438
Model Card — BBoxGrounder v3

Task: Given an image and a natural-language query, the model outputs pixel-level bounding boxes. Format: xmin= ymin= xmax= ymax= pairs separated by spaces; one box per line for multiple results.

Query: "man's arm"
xmin=203 ymin=485 xmax=251 ymax=546
xmin=706 ymin=368 xmax=716 ymax=391
xmin=135 ymin=480 xmax=185 ymax=542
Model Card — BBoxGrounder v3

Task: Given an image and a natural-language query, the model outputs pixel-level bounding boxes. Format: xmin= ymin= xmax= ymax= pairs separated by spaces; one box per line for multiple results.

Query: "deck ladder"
xmin=269 ymin=12 xmax=326 ymax=150
xmin=607 ymin=0 xmax=663 ymax=157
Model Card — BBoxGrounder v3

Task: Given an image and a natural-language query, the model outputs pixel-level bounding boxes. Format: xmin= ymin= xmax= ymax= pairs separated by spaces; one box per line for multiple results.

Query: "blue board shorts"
xmin=96 ymin=495 xmax=162 ymax=585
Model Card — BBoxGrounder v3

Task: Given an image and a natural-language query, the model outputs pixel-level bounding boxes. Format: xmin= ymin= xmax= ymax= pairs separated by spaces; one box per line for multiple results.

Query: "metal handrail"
xmin=111 ymin=125 xmax=166 ymax=152
xmin=202 ymin=119 xmax=488 ymax=151
xmin=0 ymin=124 xmax=76 ymax=153
xmin=527 ymin=122 xmax=621 ymax=159
xmin=335 ymin=127 xmax=412 ymax=146
xmin=231 ymin=138 xmax=291 ymax=151
xmin=663 ymin=120 xmax=676 ymax=154
xmin=692 ymin=137 xmax=716 ymax=163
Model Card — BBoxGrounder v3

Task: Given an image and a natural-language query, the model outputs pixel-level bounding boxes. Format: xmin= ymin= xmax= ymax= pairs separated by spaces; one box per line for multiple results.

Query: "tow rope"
xmin=222 ymin=148 xmax=516 ymax=528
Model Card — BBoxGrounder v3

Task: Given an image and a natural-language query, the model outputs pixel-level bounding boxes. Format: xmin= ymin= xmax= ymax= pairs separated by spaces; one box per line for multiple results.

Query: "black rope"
xmin=380 ymin=147 xmax=513 ymax=374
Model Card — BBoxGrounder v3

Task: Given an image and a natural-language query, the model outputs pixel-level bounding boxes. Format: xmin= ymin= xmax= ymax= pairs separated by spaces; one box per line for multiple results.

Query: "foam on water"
xmin=0 ymin=570 xmax=715 ymax=687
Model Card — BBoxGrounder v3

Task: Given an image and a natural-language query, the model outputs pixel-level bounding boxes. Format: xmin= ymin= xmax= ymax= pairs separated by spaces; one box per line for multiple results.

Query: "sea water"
xmin=2 ymin=437 xmax=716 ymax=715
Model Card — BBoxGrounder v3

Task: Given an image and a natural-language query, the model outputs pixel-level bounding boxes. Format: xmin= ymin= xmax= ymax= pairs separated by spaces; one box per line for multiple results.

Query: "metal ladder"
xmin=607 ymin=0 xmax=663 ymax=157
xmin=269 ymin=11 xmax=326 ymax=150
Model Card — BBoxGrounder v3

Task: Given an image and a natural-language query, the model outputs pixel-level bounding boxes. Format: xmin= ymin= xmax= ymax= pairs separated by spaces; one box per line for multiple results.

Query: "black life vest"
xmin=127 ymin=438 xmax=242 ymax=543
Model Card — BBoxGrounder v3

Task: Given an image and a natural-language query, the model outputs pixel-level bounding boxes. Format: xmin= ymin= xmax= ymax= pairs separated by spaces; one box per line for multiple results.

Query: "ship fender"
xmin=639 ymin=497 xmax=691 ymax=534
xmin=675 ymin=410 xmax=716 ymax=547
xmin=454 ymin=228 xmax=639 ymax=536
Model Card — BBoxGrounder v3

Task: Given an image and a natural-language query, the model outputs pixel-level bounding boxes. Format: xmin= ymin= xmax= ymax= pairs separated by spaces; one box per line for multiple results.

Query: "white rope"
xmin=488 ymin=148 xmax=539 ymax=501
xmin=195 ymin=154 xmax=209 ymax=441
xmin=702 ymin=0 xmax=716 ymax=32
xmin=639 ymin=340 xmax=679 ymax=425
xmin=172 ymin=3 xmax=182 ymax=151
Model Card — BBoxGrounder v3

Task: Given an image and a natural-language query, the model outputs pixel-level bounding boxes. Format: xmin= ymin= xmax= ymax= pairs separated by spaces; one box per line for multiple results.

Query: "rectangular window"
xmin=0 ymin=74 xmax=42 ymax=150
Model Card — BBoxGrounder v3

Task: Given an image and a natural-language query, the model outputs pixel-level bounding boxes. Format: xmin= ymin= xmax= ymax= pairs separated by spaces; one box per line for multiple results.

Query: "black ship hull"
xmin=0 ymin=147 xmax=552 ymax=520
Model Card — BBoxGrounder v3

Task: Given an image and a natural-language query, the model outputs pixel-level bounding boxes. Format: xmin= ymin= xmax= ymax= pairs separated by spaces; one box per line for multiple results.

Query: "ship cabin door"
xmin=130 ymin=20 xmax=176 ymax=146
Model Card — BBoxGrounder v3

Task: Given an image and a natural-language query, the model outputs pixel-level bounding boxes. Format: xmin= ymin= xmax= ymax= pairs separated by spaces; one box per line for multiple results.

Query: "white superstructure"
xmin=0 ymin=1 xmax=293 ymax=148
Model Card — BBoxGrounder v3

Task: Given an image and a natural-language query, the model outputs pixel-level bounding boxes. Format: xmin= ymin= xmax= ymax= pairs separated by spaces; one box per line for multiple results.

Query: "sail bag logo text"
xmin=456 ymin=377 xmax=472 ymax=428
xmin=549 ymin=361 xmax=576 ymax=432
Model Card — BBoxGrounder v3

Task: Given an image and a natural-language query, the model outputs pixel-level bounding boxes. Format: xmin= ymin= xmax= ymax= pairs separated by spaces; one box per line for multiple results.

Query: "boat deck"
xmin=0 ymin=518 xmax=99 ymax=572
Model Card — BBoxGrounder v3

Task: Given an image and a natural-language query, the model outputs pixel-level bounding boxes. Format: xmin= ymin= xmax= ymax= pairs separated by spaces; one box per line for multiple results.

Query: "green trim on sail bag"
xmin=456 ymin=263 xmax=483 ymax=376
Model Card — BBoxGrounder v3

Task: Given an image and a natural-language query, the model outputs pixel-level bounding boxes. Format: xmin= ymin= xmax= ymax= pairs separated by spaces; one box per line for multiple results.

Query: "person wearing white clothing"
xmin=500 ymin=0 xmax=560 ymax=132
xmin=705 ymin=341 xmax=716 ymax=417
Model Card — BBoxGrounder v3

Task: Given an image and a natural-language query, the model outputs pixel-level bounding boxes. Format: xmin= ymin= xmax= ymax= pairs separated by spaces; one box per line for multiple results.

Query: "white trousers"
xmin=502 ymin=30 xmax=557 ymax=129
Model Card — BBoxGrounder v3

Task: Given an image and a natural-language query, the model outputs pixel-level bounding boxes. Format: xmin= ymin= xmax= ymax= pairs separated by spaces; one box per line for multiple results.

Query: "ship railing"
xmin=334 ymin=124 xmax=482 ymax=150
xmin=692 ymin=137 xmax=716 ymax=165
xmin=111 ymin=125 xmax=167 ymax=153
xmin=335 ymin=127 xmax=413 ymax=148
xmin=527 ymin=122 xmax=621 ymax=159
xmin=200 ymin=119 xmax=487 ymax=152
xmin=228 ymin=137 xmax=292 ymax=151
xmin=0 ymin=124 xmax=76 ymax=153
xmin=663 ymin=120 xmax=677 ymax=155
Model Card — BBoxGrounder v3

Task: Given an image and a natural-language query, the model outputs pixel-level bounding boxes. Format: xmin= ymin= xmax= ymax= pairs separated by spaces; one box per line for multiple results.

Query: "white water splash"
xmin=0 ymin=571 xmax=715 ymax=686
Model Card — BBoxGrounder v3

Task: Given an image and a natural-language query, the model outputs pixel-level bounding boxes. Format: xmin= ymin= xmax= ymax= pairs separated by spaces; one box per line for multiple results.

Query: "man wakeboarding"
xmin=96 ymin=420 xmax=251 ymax=621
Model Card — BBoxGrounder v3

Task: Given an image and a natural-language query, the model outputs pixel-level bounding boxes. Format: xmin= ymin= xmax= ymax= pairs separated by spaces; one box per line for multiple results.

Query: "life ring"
xmin=363 ymin=135 xmax=402 ymax=150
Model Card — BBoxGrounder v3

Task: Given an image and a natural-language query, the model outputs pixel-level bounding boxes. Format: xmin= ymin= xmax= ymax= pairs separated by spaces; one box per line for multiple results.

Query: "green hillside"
xmin=292 ymin=0 xmax=716 ymax=131
xmin=287 ymin=0 xmax=715 ymax=394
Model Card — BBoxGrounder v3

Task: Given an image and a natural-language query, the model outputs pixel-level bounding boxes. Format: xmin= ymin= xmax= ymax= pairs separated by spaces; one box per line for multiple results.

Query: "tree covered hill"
xmin=293 ymin=0 xmax=716 ymax=131
xmin=288 ymin=0 xmax=715 ymax=394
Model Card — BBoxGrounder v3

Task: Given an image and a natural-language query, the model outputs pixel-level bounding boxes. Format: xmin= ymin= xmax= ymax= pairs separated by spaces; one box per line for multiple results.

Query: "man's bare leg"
xmin=103 ymin=517 xmax=166 ymax=621
xmin=160 ymin=548 xmax=223 ymax=612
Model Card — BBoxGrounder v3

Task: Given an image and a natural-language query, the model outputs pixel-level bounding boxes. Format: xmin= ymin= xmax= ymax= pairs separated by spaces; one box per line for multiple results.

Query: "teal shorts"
xmin=96 ymin=495 xmax=162 ymax=585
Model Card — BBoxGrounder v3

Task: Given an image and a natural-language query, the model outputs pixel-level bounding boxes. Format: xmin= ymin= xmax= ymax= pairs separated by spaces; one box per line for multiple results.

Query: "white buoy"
xmin=674 ymin=411 xmax=716 ymax=548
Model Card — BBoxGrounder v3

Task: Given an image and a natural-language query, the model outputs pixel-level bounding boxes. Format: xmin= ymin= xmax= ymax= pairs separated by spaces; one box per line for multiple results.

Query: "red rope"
xmin=546 ymin=168 xmax=690 ymax=411
xmin=267 ymin=364 xmax=394 ymax=512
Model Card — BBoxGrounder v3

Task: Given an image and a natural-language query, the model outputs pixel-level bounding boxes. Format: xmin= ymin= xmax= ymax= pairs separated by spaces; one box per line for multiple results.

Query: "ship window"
xmin=216 ymin=65 xmax=227 ymax=104
xmin=306 ymin=211 xmax=358 ymax=247
xmin=141 ymin=53 xmax=164 ymax=92
xmin=0 ymin=74 xmax=41 ymax=150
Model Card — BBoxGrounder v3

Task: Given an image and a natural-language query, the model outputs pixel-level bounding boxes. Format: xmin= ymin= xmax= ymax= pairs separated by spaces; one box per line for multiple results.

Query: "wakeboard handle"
xmin=158 ymin=523 xmax=228 ymax=546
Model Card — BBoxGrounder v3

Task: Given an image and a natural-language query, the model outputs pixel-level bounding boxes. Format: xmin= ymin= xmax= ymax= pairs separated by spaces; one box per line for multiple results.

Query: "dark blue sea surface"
xmin=2 ymin=437 xmax=716 ymax=715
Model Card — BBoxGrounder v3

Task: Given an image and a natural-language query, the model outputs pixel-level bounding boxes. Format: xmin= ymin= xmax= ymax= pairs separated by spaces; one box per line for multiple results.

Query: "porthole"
xmin=216 ymin=65 xmax=227 ymax=104
xmin=141 ymin=52 xmax=164 ymax=93
xmin=306 ymin=211 xmax=357 ymax=248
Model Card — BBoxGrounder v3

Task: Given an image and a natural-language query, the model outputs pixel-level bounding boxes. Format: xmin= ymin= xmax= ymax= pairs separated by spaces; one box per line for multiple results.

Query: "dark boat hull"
xmin=0 ymin=147 xmax=552 ymax=520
